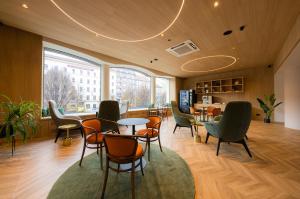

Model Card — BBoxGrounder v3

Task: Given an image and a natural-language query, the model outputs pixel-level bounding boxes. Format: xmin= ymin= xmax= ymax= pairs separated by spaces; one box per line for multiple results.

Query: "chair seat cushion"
xmin=86 ymin=133 xmax=104 ymax=144
xmin=136 ymin=129 xmax=159 ymax=137
xmin=136 ymin=144 xmax=143 ymax=157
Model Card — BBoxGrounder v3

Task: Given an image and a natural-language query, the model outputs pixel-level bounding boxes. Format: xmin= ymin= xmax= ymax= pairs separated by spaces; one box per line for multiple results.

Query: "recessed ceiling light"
xmin=223 ymin=30 xmax=232 ymax=36
xmin=22 ymin=3 xmax=28 ymax=9
xmin=240 ymin=25 xmax=246 ymax=31
xmin=167 ymin=38 xmax=172 ymax=42
xmin=154 ymin=58 xmax=158 ymax=61
xmin=213 ymin=1 xmax=219 ymax=8
xmin=50 ymin=0 xmax=185 ymax=42
xmin=160 ymin=33 xmax=164 ymax=37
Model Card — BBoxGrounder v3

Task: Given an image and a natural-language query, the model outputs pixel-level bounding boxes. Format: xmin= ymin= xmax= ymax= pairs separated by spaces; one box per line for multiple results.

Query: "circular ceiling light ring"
xmin=180 ymin=55 xmax=237 ymax=73
xmin=49 ymin=0 xmax=185 ymax=43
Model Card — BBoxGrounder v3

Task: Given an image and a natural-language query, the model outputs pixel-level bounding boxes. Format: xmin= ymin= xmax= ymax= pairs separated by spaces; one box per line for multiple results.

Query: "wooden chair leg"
xmin=131 ymin=161 xmax=136 ymax=199
xmin=140 ymin=157 xmax=144 ymax=176
xmin=80 ymin=127 xmax=83 ymax=138
xmin=216 ymin=139 xmax=221 ymax=156
xmin=242 ymin=139 xmax=252 ymax=158
xmin=245 ymin=134 xmax=248 ymax=140
xmin=101 ymin=158 xmax=110 ymax=199
xmin=100 ymin=143 xmax=103 ymax=170
xmin=79 ymin=141 xmax=86 ymax=166
xmin=147 ymin=138 xmax=151 ymax=161
xmin=117 ymin=164 xmax=120 ymax=173
xmin=173 ymin=124 xmax=178 ymax=134
xmin=54 ymin=129 xmax=61 ymax=143
xmin=205 ymin=132 xmax=210 ymax=144
xmin=158 ymin=135 xmax=163 ymax=152
xmin=190 ymin=126 xmax=194 ymax=137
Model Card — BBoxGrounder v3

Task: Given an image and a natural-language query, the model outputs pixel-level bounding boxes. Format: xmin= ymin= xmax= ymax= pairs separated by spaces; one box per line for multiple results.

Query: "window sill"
xmin=40 ymin=112 xmax=96 ymax=120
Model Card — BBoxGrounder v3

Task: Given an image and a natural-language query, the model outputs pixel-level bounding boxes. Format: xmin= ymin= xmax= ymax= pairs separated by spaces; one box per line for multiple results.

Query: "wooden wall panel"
xmin=182 ymin=67 xmax=274 ymax=120
xmin=0 ymin=25 xmax=42 ymax=104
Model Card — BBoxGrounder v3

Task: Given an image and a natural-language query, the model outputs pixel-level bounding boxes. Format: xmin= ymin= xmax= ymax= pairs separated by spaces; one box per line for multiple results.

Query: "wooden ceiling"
xmin=0 ymin=0 xmax=299 ymax=77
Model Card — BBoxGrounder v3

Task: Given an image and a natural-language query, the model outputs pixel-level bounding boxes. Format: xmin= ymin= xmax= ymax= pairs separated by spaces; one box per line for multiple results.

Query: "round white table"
xmin=117 ymin=118 xmax=149 ymax=135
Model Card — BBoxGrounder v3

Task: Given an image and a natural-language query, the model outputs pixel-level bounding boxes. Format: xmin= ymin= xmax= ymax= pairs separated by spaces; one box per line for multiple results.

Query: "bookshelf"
xmin=195 ymin=77 xmax=244 ymax=94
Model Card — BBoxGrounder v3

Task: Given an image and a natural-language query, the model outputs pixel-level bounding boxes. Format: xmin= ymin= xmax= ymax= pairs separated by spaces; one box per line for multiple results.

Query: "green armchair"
xmin=171 ymin=101 xmax=195 ymax=137
xmin=204 ymin=101 xmax=252 ymax=157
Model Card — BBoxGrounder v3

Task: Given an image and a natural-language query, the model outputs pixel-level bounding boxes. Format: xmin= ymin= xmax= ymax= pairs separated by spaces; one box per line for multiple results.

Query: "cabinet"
xmin=195 ymin=77 xmax=244 ymax=94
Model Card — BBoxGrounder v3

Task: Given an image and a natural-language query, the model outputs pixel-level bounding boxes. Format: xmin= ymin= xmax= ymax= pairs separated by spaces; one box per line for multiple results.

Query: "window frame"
xmin=42 ymin=47 xmax=102 ymax=116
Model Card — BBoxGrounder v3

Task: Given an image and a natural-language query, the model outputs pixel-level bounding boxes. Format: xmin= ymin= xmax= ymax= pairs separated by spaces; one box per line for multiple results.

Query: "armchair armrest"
xmin=204 ymin=121 xmax=221 ymax=138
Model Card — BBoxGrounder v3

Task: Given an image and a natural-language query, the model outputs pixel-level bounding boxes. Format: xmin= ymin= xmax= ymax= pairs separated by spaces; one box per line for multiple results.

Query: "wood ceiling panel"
xmin=0 ymin=0 xmax=299 ymax=77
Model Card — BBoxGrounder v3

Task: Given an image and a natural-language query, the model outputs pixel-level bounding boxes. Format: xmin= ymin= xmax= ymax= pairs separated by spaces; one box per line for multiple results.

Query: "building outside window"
xmin=155 ymin=78 xmax=170 ymax=105
xmin=110 ymin=67 xmax=151 ymax=109
xmin=43 ymin=48 xmax=101 ymax=114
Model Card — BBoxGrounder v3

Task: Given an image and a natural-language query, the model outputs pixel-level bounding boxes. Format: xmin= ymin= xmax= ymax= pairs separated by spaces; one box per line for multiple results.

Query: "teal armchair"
xmin=204 ymin=101 xmax=252 ymax=157
xmin=171 ymin=101 xmax=195 ymax=137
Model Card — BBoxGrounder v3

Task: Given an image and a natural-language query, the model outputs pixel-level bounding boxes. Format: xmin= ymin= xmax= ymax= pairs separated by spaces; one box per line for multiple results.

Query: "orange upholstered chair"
xmin=190 ymin=107 xmax=201 ymax=120
xmin=80 ymin=118 xmax=119 ymax=169
xmin=206 ymin=106 xmax=221 ymax=120
xmin=101 ymin=134 xmax=144 ymax=199
xmin=136 ymin=116 xmax=162 ymax=161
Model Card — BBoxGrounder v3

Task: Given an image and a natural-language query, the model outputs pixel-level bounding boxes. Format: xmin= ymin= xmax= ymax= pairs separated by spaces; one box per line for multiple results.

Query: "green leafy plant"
xmin=0 ymin=94 xmax=40 ymax=142
xmin=257 ymin=94 xmax=282 ymax=122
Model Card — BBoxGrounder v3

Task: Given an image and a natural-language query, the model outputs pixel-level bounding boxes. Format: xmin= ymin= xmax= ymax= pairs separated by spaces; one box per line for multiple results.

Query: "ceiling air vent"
xmin=166 ymin=40 xmax=199 ymax=57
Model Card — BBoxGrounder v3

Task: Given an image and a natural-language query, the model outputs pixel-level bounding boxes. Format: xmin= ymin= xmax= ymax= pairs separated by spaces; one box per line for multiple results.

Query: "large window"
xmin=110 ymin=68 xmax=151 ymax=109
xmin=155 ymin=78 xmax=170 ymax=105
xmin=43 ymin=48 xmax=101 ymax=114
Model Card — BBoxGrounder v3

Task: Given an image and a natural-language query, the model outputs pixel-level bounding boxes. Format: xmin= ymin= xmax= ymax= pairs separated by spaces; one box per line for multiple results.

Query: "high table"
xmin=117 ymin=118 xmax=149 ymax=171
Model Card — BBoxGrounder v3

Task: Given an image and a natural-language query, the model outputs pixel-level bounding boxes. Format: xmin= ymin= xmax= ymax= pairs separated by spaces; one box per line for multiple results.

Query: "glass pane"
xmin=156 ymin=78 xmax=170 ymax=106
xmin=43 ymin=49 xmax=101 ymax=114
xmin=110 ymin=68 xmax=151 ymax=109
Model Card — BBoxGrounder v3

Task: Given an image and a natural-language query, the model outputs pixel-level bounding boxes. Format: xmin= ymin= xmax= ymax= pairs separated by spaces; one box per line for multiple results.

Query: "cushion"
xmin=136 ymin=129 xmax=159 ymax=137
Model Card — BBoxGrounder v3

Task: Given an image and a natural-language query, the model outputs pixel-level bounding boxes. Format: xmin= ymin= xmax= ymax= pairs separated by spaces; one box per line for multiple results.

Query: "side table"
xmin=58 ymin=124 xmax=78 ymax=146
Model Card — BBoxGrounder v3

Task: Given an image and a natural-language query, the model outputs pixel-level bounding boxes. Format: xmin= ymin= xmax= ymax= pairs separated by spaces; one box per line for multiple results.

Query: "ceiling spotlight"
xmin=240 ymin=25 xmax=246 ymax=31
xmin=154 ymin=58 xmax=158 ymax=61
xmin=150 ymin=60 xmax=153 ymax=63
xmin=167 ymin=38 xmax=172 ymax=42
xmin=213 ymin=1 xmax=219 ymax=8
xmin=223 ymin=30 xmax=232 ymax=36
xmin=160 ymin=33 xmax=164 ymax=37
xmin=22 ymin=3 xmax=28 ymax=9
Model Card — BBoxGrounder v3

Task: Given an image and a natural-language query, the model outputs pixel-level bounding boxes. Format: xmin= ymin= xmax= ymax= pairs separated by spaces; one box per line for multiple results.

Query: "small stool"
xmin=58 ymin=124 xmax=78 ymax=146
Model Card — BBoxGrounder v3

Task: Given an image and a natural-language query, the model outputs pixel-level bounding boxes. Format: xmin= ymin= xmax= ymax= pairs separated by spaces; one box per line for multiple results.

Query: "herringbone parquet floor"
xmin=1 ymin=118 xmax=300 ymax=199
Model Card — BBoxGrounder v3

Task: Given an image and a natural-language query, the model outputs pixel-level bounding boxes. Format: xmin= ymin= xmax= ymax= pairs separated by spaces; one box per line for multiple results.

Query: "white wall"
xmin=274 ymin=67 xmax=285 ymax=123
xmin=274 ymin=42 xmax=300 ymax=130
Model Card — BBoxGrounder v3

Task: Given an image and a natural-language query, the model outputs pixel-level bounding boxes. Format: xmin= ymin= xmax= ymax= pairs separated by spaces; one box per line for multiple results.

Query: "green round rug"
xmin=48 ymin=144 xmax=195 ymax=199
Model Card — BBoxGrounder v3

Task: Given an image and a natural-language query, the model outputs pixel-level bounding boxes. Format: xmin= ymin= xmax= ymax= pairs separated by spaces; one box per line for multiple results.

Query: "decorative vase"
xmin=194 ymin=134 xmax=201 ymax=143
xmin=264 ymin=118 xmax=271 ymax=123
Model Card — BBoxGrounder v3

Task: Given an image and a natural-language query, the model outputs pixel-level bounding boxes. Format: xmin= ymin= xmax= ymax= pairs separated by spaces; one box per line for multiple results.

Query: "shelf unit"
xmin=195 ymin=77 xmax=244 ymax=94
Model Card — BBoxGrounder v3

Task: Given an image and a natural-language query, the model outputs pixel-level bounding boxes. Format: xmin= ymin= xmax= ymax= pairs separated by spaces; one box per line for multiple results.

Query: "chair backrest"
xmin=49 ymin=100 xmax=63 ymax=127
xmin=119 ymin=100 xmax=129 ymax=115
xmin=207 ymin=106 xmax=215 ymax=114
xmin=82 ymin=118 xmax=101 ymax=136
xmin=146 ymin=116 xmax=162 ymax=130
xmin=219 ymin=101 xmax=252 ymax=141
xmin=97 ymin=100 xmax=120 ymax=121
xmin=212 ymin=108 xmax=221 ymax=116
xmin=104 ymin=135 xmax=138 ymax=159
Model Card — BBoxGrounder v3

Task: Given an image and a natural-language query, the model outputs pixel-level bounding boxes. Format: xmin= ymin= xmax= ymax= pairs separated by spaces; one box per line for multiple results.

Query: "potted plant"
xmin=0 ymin=94 xmax=40 ymax=154
xmin=257 ymin=94 xmax=282 ymax=123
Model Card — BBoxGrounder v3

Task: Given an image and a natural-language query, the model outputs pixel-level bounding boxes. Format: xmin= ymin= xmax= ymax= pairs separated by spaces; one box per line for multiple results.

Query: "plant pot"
xmin=264 ymin=118 xmax=271 ymax=123
xmin=194 ymin=134 xmax=201 ymax=143
xmin=63 ymin=137 xmax=72 ymax=146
